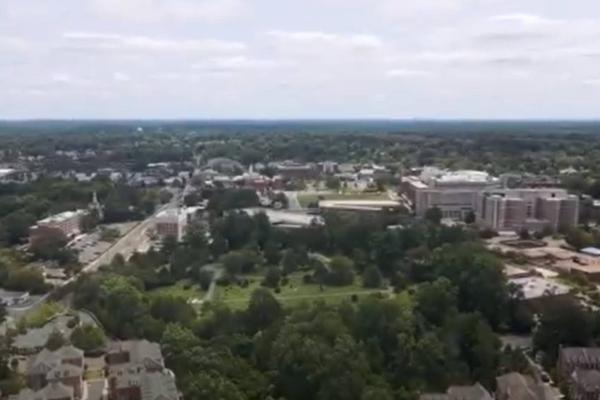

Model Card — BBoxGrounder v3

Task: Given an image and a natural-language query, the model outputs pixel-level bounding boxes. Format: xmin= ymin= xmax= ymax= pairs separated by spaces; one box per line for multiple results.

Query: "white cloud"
xmin=0 ymin=36 xmax=30 ymax=52
xmin=62 ymin=31 xmax=246 ymax=53
xmin=489 ymin=13 xmax=563 ymax=26
xmin=113 ymin=72 xmax=131 ymax=82
xmin=267 ymin=30 xmax=384 ymax=50
xmin=90 ymin=0 xmax=247 ymax=22
xmin=50 ymin=73 xmax=92 ymax=86
xmin=193 ymin=56 xmax=283 ymax=72
xmin=386 ymin=69 xmax=431 ymax=78
xmin=379 ymin=0 xmax=465 ymax=18
xmin=583 ymin=78 xmax=600 ymax=86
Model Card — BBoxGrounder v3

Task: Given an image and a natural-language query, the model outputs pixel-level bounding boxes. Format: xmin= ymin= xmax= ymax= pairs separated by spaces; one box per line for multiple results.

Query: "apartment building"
xmin=29 ymin=210 xmax=87 ymax=246
xmin=154 ymin=209 xmax=187 ymax=241
xmin=478 ymin=189 xmax=579 ymax=232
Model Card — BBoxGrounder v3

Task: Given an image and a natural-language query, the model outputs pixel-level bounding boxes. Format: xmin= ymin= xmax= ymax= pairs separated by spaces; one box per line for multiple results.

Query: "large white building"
xmin=403 ymin=169 xmax=500 ymax=219
xmin=401 ymin=168 xmax=579 ymax=231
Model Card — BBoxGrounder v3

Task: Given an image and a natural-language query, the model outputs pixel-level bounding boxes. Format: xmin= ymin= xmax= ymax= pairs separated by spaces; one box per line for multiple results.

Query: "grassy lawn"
xmin=21 ymin=302 xmax=65 ymax=328
xmin=213 ymin=272 xmax=388 ymax=309
xmin=84 ymin=369 xmax=105 ymax=380
xmin=148 ymin=280 xmax=205 ymax=300
xmin=297 ymin=191 xmax=391 ymax=208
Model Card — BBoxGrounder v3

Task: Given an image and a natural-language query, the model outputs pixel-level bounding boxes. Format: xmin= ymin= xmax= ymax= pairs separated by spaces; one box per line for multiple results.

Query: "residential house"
xmin=496 ymin=372 xmax=560 ymax=400
xmin=558 ymin=348 xmax=600 ymax=400
xmin=9 ymin=382 xmax=74 ymax=400
xmin=105 ymin=340 xmax=181 ymax=400
xmin=569 ymin=369 xmax=600 ymax=400
xmin=25 ymin=345 xmax=84 ymax=399
xmin=420 ymin=383 xmax=493 ymax=400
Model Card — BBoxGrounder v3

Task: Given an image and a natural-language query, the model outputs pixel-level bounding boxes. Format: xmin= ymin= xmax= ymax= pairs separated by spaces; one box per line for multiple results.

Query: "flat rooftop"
xmin=509 ymin=276 xmax=570 ymax=300
xmin=434 ymin=170 xmax=495 ymax=183
xmin=37 ymin=210 xmax=84 ymax=225
xmin=243 ymin=208 xmax=323 ymax=227
xmin=319 ymin=199 xmax=402 ymax=211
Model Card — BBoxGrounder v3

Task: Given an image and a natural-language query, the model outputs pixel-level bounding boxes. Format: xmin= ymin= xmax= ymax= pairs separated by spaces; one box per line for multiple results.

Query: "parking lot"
xmin=70 ymin=222 xmax=137 ymax=265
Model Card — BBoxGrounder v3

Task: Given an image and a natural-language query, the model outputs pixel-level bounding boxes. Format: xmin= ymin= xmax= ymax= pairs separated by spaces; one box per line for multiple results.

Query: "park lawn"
xmin=214 ymin=272 xmax=388 ymax=309
xmin=297 ymin=191 xmax=391 ymax=208
xmin=22 ymin=302 xmax=65 ymax=328
xmin=148 ymin=280 xmax=205 ymax=300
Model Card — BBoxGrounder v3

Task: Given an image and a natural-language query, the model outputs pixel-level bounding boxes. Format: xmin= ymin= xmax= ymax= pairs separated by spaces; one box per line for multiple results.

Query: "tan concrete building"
xmin=29 ymin=210 xmax=86 ymax=245
xmin=403 ymin=169 xmax=500 ymax=219
xmin=478 ymin=189 xmax=579 ymax=232
xmin=154 ymin=208 xmax=187 ymax=241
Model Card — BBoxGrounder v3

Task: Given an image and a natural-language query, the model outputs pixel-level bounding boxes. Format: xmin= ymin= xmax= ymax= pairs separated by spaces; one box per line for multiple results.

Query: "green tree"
xmin=327 ymin=256 xmax=355 ymax=287
xmin=464 ymin=211 xmax=476 ymax=224
xmin=262 ymin=266 xmax=282 ymax=289
xmin=362 ymin=387 xmax=394 ymax=400
xmin=244 ymin=288 xmax=283 ymax=334
xmin=326 ymin=176 xmax=341 ymax=191
xmin=70 ymin=324 xmax=106 ymax=352
xmin=534 ymin=299 xmax=592 ymax=366
xmin=425 ymin=207 xmax=442 ymax=225
xmin=362 ymin=265 xmax=383 ymax=288
xmin=414 ymin=278 xmax=458 ymax=326
xmin=565 ymin=227 xmax=594 ymax=250
xmin=45 ymin=329 xmax=66 ymax=351
xmin=184 ymin=372 xmax=248 ymax=400
xmin=150 ymin=295 xmax=196 ymax=325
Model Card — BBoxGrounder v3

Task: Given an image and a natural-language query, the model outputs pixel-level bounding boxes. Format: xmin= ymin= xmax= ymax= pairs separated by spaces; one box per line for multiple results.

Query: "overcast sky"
xmin=1 ymin=0 xmax=600 ymax=119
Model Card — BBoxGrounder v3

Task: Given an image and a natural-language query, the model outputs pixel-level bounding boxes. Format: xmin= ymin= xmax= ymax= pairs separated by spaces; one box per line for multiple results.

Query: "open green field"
xmin=213 ymin=272 xmax=388 ymax=310
xmin=297 ymin=191 xmax=391 ymax=208
xmin=148 ymin=280 xmax=205 ymax=300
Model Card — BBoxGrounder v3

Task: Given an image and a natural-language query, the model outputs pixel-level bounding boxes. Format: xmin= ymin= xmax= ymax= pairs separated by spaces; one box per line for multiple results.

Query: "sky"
xmin=1 ymin=0 xmax=600 ymax=119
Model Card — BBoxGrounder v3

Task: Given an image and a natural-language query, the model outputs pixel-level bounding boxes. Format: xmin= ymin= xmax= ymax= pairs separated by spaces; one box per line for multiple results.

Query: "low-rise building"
xmin=243 ymin=208 xmax=325 ymax=229
xmin=496 ymin=372 xmax=560 ymax=400
xmin=24 ymin=345 xmax=84 ymax=399
xmin=29 ymin=210 xmax=87 ymax=246
xmin=558 ymin=348 xmax=600 ymax=380
xmin=319 ymin=199 xmax=404 ymax=223
xmin=272 ymin=161 xmax=318 ymax=180
xmin=9 ymin=382 xmax=75 ymax=400
xmin=0 ymin=288 xmax=30 ymax=307
xmin=420 ymin=383 xmax=493 ymax=400
xmin=509 ymin=276 xmax=571 ymax=307
xmin=106 ymin=340 xmax=181 ymax=400
xmin=569 ymin=369 xmax=600 ymax=400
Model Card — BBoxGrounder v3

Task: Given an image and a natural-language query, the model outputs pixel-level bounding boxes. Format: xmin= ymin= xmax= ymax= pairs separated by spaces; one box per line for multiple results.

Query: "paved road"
xmin=284 ymin=191 xmax=302 ymax=210
xmin=77 ymin=202 xmax=175 ymax=278
xmin=203 ymin=265 xmax=224 ymax=303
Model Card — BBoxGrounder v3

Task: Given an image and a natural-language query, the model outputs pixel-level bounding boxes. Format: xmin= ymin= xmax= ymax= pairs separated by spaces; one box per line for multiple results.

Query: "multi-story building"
xmin=271 ymin=161 xmax=318 ymax=180
xmin=154 ymin=209 xmax=187 ymax=241
xmin=401 ymin=168 xmax=579 ymax=231
xmin=478 ymin=189 xmax=579 ymax=232
xmin=29 ymin=210 xmax=87 ymax=245
xmin=402 ymin=169 xmax=500 ymax=219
